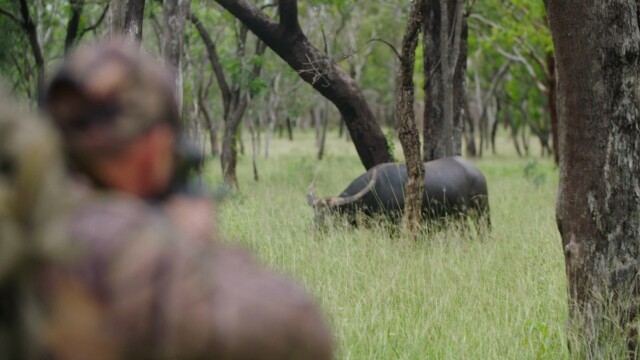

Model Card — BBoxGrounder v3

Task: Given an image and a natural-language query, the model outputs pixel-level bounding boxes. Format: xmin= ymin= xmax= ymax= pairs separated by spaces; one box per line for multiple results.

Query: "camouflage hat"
xmin=44 ymin=39 xmax=180 ymax=156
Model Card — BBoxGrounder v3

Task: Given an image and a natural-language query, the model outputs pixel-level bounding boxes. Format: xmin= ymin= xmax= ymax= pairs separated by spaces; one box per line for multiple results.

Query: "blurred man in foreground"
xmin=0 ymin=40 xmax=332 ymax=359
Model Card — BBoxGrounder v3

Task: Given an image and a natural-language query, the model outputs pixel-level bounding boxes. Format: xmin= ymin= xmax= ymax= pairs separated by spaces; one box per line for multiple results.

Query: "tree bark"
xmin=423 ymin=0 xmax=466 ymax=161
xmin=463 ymin=100 xmax=477 ymax=157
xmin=547 ymin=51 xmax=559 ymax=165
xmin=396 ymin=0 xmax=425 ymax=234
xmin=547 ymin=1 xmax=640 ymax=356
xmin=163 ymin=0 xmax=191 ymax=114
xmin=213 ymin=0 xmax=393 ymax=170
xmin=110 ymin=0 xmax=145 ymax=42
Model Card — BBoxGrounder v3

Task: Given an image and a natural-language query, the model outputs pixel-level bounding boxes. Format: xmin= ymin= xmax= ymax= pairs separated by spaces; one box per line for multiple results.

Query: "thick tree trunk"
xmin=423 ymin=0 xmax=445 ymax=161
xmin=163 ymin=0 xmax=191 ymax=114
xmin=110 ymin=0 xmax=145 ymax=42
xmin=547 ymin=1 xmax=640 ymax=356
xmin=213 ymin=0 xmax=393 ymax=170
xmin=423 ymin=0 xmax=465 ymax=161
xmin=397 ymin=0 xmax=425 ymax=233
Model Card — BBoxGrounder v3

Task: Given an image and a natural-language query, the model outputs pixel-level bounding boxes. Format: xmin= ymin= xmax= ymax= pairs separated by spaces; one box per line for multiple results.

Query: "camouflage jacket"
xmin=31 ymin=190 xmax=332 ymax=360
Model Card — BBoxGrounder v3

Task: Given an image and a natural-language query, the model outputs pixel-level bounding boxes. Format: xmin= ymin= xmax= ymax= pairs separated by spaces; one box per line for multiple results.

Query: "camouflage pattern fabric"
xmin=37 ymin=190 xmax=333 ymax=360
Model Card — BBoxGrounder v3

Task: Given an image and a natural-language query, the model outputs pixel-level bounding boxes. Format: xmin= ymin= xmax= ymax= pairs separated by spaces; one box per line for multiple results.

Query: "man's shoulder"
xmin=68 ymin=190 xmax=172 ymax=253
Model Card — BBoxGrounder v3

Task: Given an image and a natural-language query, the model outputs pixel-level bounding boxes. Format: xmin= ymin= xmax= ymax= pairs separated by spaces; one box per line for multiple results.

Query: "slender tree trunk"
xmin=547 ymin=1 xmax=640 ymax=356
xmin=248 ymin=118 xmax=259 ymax=182
xmin=64 ymin=0 xmax=84 ymax=54
xmin=163 ymin=0 xmax=191 ymax=114
xmin=491 ymin=96 xmax=501 ymax=155
xmin=463 ymin=101 xmax=477 ymax=157
xmin=221 ymin=118 xmax=240 ymax=189
xmin=199 ymin=96 xmax=218 ymax=157
xmin=213 ymin=0 xmax=393 ymax=169
xmin=397 ymin=0 xmax=426 ymax=233
xmin=286 ymin=117 xmax=293 ymax=141
xmin=317 ymin=100 xmax=330 ymax=160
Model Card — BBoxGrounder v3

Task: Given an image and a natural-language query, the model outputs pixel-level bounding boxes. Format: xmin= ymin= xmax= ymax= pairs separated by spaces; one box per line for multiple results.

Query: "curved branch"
xmin=79 ymin=4 xmax=109 ymax=39
xmin=336 ymin=37 xmax=401 ymax=63
xmin=0 ymin=6 xmax=23 ymax=26
xmin=214 ymin=0 xmax=394 ymax=169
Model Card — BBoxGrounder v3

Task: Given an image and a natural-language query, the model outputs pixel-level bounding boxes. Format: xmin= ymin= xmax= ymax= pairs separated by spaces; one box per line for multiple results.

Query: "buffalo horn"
xmin=324 ymin=169 xmax=378 ymax=207
xmin=306 ymin=174 xmax=319 ymax=206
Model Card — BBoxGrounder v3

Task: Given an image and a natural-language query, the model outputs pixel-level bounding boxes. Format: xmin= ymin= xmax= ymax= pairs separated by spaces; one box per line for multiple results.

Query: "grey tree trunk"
xmin=110 ymin=0 xmax=145 ymax=42
xmin=423 ymin=0 xmax=466 ymax=161
xmin=163 ymin=0 xmax=191 ymax=114
xmin=397 ymin=0 xmax=425 ymax=233
xmin=546 ymin=1 xmax=640 ymax=356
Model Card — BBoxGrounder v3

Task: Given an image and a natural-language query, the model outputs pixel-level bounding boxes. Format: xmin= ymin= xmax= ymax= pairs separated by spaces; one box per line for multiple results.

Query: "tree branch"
xmin=336 ymin=37 xmax=401 ymax=63
xmin=79 ymin=4 xmax=110 ymax=39
xmin=0 ymin=6 xmax=23 ymax=26
xmin=189 ymin=13 xmax=232 ymax=118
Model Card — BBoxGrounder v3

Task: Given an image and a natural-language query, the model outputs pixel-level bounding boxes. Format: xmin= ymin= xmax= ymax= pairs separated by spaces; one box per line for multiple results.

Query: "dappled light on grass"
xmin=211 ymin=131 xmax=568 ymax=359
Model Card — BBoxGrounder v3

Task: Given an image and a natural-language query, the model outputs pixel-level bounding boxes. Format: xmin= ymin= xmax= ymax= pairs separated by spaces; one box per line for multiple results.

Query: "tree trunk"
xmin=397 ymin=0 xmax=425 ymax=234
xmin=213 ymin=0 xmax=393 ymax=170
xmin=423 ymin=0 xmax=465 ymax=161
xmin=423 ymin=0 xmax=445 ymax=161
xmin=110 ymin=0 xmax=145 ymax=42
xmin=317 ymin=100 xmax=330 ymax=161
xmin=221 ymin=117 xmax=240 ymax=190
xmin=286 ymin=117 xmax=293 ymax=141
xmin=191 ymin=15 xmax=266 ymax=190
xmin=451 ymin=19 xmax=467 ymax=156
xmin=547 ymin=1 xmax=640 ymax=356
xmin=463 ymin=101 xmax=477 ymax=157
xmin=491 ymin=96 xmax=501 ymax=155
xmin=547 ymin=51 xmax=559 ymax=165
xmin=163 ymin=0 xmax=191 ymax=114
xmin=248 ymin=118 xmax=259 ymax=182
xmin=64 ymin=0 xmax=84 ymax=54
xmin=198 ymin=94 xmax=218 ymax=157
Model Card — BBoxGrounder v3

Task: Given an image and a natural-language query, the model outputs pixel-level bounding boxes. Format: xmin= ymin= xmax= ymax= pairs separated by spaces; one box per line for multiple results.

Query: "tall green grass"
xmin=206 ymin=131 xmax=569 ymax=359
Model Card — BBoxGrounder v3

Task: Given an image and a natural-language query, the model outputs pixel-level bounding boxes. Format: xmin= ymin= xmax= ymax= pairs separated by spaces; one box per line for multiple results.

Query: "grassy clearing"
xmin=204 ymin=130 xmax=569 ymax=359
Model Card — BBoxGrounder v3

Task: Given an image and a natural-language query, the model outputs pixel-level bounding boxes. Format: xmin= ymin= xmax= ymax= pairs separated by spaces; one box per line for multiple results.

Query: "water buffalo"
xmin=307 ymin=156 xmax=490 ymax=226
